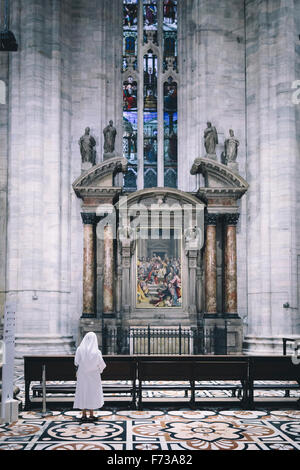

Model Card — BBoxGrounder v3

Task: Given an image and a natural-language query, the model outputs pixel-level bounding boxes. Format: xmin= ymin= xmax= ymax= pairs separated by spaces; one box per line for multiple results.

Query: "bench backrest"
xmin=102 ymin=356 xmax=137 ymax=381
xmin=193 ymin=361 xmax=248 ymax=380
xmin=24 ymin=356 xmax=76 ymax=381
xmin=249 ymin=356 xmax=300 ymax=381
xmin=24 ymin=355 xmax=137 ymax=382
xmin=138 ymin=361 xmax=194 ymax=381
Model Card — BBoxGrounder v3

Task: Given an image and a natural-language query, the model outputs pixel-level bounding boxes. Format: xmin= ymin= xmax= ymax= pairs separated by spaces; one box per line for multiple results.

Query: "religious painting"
xmin=136 ymin=229 xmax=182 ymax=308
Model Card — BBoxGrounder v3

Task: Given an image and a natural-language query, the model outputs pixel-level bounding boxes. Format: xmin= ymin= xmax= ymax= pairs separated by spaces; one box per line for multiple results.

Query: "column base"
xmin=81 ymin=313 xmax=97 ymax=319
xmin=243 ymin=335 xmax=300 ymax=355
xmin=15 ymin=334 xmax=76 ymax=358
xmin=202 ymin=314 xmax=243 ymax=354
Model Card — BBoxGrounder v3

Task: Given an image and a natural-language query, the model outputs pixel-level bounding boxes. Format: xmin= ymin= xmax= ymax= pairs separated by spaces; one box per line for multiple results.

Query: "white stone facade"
xmin=0 ymin=0 xmax=299 ymax=355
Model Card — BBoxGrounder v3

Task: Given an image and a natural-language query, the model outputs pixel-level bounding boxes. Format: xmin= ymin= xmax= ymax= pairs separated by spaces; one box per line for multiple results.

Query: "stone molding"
xmin=73 ymin=156 xmax=128 ymax=200
xmin=190 ymin=157 xmax=249 ymax=190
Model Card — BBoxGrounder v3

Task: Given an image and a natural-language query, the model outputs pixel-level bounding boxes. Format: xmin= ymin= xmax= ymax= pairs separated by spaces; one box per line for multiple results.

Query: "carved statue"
xmin=119 ymin=221 xmax=136 ymax=255
xmin=79 ymin=127 xmax=96 ymax=165
xmin=224 ymin=129 xmax=239 ymax=163
xmin=204 ymin=122 xmax=218 ymax=156
xmin=103 ymin=120 xmax=117 ymax=156
xmin=184 ymin=226 xmax=201 ymax=253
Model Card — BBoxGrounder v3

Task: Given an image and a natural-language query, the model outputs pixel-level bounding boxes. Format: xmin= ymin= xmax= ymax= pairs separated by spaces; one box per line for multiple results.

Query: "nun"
xmin=73 ymin=332 xmax=106 ymax=422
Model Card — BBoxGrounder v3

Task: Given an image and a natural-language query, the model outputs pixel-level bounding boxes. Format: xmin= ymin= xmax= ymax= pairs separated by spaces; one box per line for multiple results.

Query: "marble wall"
xmin=244 ymin=0 xmax=300 ymax=353
xmin=1 ymin=0 xmax=299 ymax=354
xmin=0 ymin=51 xmax=8 ymax=330
xmin=178 ymin=0 xmax=248 ymax=323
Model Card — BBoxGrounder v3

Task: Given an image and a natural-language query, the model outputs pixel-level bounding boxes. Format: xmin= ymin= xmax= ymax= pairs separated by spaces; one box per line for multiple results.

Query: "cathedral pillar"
xmin=81 ymin=213 xmax=97 ymax=318
xmin=103 ymin=223 xmax=114 ymax=314
xmin=224 ymin=214 xmax=239 ymax=315
xmin=204 ymin=214 xmax=218 ymax=314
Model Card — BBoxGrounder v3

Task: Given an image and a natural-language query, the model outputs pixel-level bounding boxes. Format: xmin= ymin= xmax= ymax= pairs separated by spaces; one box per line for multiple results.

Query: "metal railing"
xmin=102 ymin=324 xmax=227 ymax=356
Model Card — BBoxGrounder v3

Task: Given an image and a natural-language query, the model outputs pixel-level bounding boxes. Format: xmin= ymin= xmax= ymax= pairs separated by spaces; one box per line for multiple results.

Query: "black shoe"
xmin=88 ymin=416 xmax=98 ymax=422
xmin=79 ymin=417 xmax=90 ymax=423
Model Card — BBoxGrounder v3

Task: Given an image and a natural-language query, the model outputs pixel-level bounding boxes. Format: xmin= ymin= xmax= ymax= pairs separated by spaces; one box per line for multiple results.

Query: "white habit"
xmin=73 ymin=332 xmax=106 ymax=410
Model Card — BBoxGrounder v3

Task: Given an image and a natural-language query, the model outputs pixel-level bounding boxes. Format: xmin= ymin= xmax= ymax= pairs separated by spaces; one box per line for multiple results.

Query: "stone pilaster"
xmin=103 ymin=224 xmax=114 ymax=314
xmin=81 ymin=213 xmax=97 ymax=318
xmin=204 ymin=213 xmax=218 ymax=314
xmin=224 ymin=214 xmax=239 ymax=315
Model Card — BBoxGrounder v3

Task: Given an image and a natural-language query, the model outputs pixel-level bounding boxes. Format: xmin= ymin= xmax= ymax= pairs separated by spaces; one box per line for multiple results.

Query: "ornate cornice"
xmin=118 ymin=187 xmax=205 ymax=209
xmin=73 ymin=157 xmax=128 ymax=188
xmin=190 ymin=157 xmax=249 ymax=196
xmin=72 ymin=156 xmax=128 ymax=200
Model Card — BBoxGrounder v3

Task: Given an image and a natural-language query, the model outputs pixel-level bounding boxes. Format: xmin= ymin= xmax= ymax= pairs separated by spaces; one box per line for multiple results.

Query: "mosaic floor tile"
xmin=1 ymin=410 xmax=300 ymax=450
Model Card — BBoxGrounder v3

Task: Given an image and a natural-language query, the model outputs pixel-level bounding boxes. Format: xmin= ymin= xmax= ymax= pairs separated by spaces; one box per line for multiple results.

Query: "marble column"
xmin=224 ymin=214 xmax=239 ymax=315
xmin=204 ymin=214 xmax=218 ymax=314
xmin=103 ymin=224 xmax=114 ymax=314
xmin=81 ymin=213 xmax=97 ymax=318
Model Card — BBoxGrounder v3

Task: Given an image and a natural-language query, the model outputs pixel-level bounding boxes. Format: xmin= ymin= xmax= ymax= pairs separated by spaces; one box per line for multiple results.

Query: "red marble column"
xmin=224 ymin=214 xmax=239 ymax=314
xmin=103 ymin=224 xmax=114 ymax=314
xmin=205 ymin=214 xmax=218 ymax=314
xmin=81 ymin=213 xmax=97 ymax=318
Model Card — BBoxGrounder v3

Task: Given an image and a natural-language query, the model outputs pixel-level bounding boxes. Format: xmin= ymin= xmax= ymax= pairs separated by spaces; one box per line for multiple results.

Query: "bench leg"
xmin=190 ymin=381 xmax=195 ymax=409
xmin=24 ymin=381 xmax=31 ymax=411
xmin=138 ymin=382 xmax=143 ymax=411
xmin=132 ymin=385 xmax=137 ymax=410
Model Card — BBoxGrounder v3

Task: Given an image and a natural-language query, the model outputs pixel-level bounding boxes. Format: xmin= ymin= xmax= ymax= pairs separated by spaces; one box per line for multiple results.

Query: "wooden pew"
xmin=137 ymin=355 xmax=249 ymax=409
xmin=248 ymin=356 xmax=300 ymax=407
xmin=191 ymin=356 xmax=249 ymax=407
xmin=137 ymin=359 xmax=194 ymax=409
xmin=24 ymin=355 xmax=137 ymax=410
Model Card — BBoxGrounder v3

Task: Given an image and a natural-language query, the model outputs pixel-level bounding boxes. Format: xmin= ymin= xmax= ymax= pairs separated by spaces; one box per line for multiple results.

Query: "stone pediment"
xmin=72 ymin=156 xmax=128 ymax=200
xmin=119 ymin=187 xmax=206 ymax=208
xmin=190 ymin=158 xmax=249 ymax=201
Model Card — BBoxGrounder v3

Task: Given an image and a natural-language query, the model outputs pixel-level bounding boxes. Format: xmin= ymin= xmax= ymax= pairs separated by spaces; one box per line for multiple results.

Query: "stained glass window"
xmin=122 ymin=0 xmax=178 ymax=190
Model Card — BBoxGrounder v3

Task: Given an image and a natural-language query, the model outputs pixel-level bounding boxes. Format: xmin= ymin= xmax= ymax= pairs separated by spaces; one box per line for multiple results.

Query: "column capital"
xmin=81 ymin=212 xmax=98 ymax=225
xmin=224 ymin=213 xmax=240 ymax=226
xmin=205 ymin=213 xmax=218 ymax=226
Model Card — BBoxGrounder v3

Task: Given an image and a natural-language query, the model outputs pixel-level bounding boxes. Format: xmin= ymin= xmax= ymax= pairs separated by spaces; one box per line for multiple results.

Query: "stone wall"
xmin=0 ymin=50 xmax=9 ymax=332
xmin=178 ymin=0 xmax=248 ymax=322
xmin=2 ymin=0 xmax=299 ymax=354
xmin=244 ymin=0 xmax=300 ymax=353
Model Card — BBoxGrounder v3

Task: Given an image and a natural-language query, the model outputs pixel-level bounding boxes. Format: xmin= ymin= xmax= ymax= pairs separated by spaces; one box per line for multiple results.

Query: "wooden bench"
xmin=24 ymin=355 xmax=137 ymax=410
xmin=191 ymin=356 xmax=249 ymax=407
xmin=137 ymin=360 xmax=194 ymax=409
xmin=248 ymin=356 xmax=300 ymax=407
xmin=137 ymin=355 xmax=249 ymax=409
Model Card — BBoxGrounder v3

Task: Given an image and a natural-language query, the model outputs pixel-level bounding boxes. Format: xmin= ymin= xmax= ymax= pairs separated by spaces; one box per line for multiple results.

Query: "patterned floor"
xmin=1 ymin=409 xmax=300 ymax=450
xmin=1 ymin=359 xmax=299 ymax=451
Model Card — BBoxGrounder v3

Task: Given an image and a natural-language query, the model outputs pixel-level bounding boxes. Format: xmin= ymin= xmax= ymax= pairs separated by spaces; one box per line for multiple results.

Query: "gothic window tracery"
xmin=123 ymin=0 xmax=178 ymax=191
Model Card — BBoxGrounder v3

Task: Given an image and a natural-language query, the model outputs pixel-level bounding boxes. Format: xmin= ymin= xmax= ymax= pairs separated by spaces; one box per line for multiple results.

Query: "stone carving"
xmin=184 ymin=226 xmax=201 ymax=253
xmin=119 ymin=221 xmax=136 ymax=255
xmin=204 ymin=122 xmax=218 ymax=158
xmin=79 ymin=127 xmax=96 ymax=166
xmin=204 ymin=213 xmax=218 ymax=226
xmin=103 ymin=120 xmax=117 ymax=159
xmin=224 ymin=129 xmax=239 ymax=163
xmin=224 ymin=213 xmax=240 ymax=226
